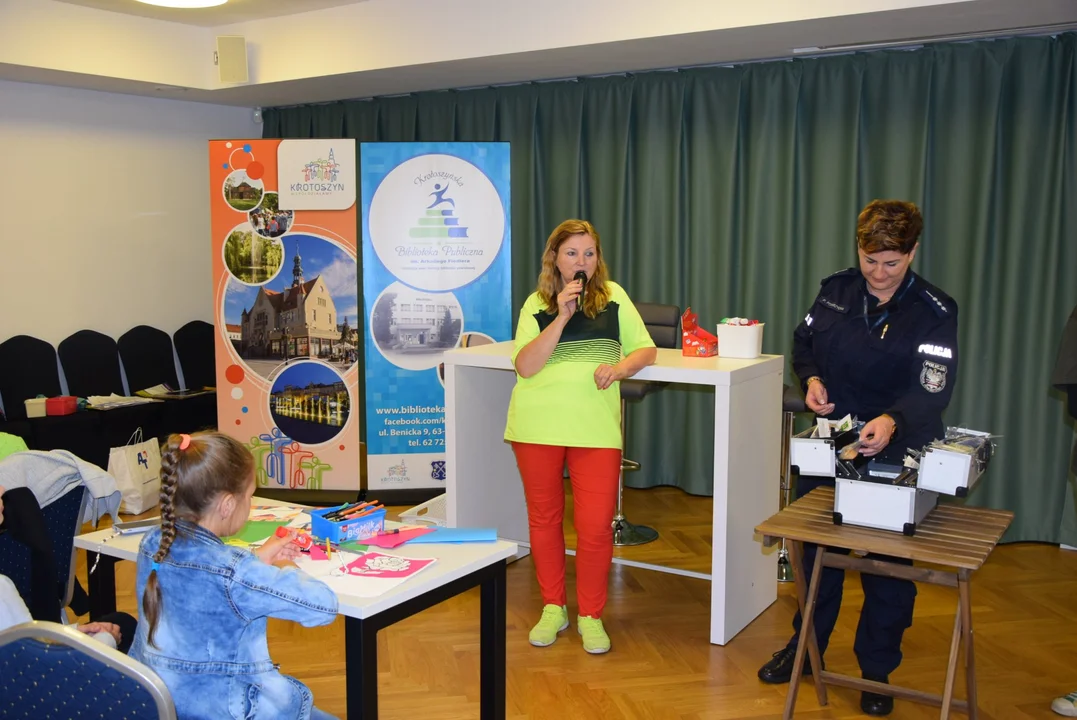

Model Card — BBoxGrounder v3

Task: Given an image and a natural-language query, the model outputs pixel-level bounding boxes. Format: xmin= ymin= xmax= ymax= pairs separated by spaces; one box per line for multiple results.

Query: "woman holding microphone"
xmin=505 ymin=219 xmax=656 ymax=654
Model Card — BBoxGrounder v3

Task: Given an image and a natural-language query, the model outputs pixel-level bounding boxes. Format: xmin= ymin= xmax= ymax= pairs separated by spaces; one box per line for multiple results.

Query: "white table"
xmin=74 ymin=505 xmax=517 ymax=719
xmin=443 ymin=342 xmax=783 ymax=645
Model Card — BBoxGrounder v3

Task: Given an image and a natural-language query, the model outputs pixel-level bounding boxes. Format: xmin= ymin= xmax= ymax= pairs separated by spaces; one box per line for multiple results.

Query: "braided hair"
xmin=142 ymin=431 xmax=254 ymax=648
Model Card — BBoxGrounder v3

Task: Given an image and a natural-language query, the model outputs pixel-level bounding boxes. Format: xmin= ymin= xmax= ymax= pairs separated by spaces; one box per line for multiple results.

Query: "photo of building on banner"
xmin=210 ymin=139 xmax=361 ymax=493
xmin=361 ymin=143 xmax=511 ymax=491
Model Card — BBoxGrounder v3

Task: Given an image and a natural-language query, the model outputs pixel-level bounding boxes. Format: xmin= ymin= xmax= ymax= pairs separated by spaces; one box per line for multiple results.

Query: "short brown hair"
xmin=856 ymin=200 xmax=923 ymax=254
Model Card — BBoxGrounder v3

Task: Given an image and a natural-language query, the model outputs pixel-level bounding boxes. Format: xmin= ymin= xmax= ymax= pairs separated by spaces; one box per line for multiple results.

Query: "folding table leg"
xmin=959 ymin=570 xmax=978 ymax=720
xmin=940 ymin=598 xmax=963 ymax=720
xmin=785 ymin=541 xmax=827 ymax=719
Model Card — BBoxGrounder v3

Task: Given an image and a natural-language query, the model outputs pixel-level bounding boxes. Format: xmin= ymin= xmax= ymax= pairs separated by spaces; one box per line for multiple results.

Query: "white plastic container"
xmin=834 ymin=477 xmax=938 ymax=535
xmin=24 ymin=397 xmax=46 ymax=418
xmin=715 ymin=323 xmax=764 ymax=359
xmin=790 ymin=434 xmax=836 ymax=477
xmin=398 ymin=493 xmax=447 ymax=527
xmin=917 ymin=428 xmax=993 ymax=497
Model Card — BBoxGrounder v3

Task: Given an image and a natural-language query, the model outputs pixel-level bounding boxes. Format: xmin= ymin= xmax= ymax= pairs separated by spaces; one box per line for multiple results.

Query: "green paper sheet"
xmin=223 ymin=520 xmax=287 ymax=546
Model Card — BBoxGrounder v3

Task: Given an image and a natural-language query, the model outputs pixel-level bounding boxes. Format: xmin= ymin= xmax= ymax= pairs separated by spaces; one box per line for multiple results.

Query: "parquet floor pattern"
xmin=73 ymin=485 xmax=1077 ymax=719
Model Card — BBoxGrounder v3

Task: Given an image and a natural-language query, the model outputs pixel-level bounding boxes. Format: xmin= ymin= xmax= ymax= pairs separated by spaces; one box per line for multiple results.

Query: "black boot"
xmin=860 ymin=674 xmax=894 ymax=716
xmin=757 ymin=646 xmax=818 ymax=684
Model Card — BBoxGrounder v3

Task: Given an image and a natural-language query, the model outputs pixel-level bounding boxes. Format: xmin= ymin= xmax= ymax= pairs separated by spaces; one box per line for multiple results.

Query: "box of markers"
xmin=309 ymin=502 xmax=385 ymax=544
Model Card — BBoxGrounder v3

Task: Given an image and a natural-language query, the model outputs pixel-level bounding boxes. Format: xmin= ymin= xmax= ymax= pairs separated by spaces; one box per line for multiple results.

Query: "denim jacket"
xmin=129 ymin=520 xmax=338 ymax=720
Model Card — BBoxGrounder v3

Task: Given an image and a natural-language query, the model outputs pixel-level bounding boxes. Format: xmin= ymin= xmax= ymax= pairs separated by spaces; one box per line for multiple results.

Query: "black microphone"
xmin=573 ymin=271 xmax=587 ymax=313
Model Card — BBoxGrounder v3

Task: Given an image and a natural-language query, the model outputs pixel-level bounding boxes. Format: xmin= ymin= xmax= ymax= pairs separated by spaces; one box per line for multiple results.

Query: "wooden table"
xmin=755 ymin=487 xmax=1013 ymax=719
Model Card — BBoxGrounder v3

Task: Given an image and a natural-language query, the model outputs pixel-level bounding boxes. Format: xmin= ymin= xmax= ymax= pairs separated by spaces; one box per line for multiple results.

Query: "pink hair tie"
xmin=179 ymin=434 xmax=192 ymax=451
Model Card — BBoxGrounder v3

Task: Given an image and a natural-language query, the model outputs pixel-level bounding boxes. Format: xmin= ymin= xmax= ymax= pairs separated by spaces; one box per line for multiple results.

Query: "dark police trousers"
xmin=787 ymin=476 xmax=917 ymax=678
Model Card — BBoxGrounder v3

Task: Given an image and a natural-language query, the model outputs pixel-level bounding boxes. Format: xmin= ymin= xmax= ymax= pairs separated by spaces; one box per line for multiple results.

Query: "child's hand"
xmin=78 ymin=622 xmax=122 ymax=646
xmin=255 ymin=530 xmax=301 ymax=566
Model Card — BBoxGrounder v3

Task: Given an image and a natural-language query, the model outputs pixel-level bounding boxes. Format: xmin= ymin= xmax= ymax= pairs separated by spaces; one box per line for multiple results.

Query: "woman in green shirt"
xmin=505 ymin=219 xmax=656 ymax=654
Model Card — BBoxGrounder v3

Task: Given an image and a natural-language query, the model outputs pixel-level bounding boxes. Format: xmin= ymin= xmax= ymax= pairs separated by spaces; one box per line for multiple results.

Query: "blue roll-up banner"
xmin=361 ymin=143 xmax=511 ymax=490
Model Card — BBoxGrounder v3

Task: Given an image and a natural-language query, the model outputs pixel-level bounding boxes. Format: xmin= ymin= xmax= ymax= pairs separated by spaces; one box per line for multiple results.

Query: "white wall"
xmin=0 ymin=80 xmax=259 ymax=352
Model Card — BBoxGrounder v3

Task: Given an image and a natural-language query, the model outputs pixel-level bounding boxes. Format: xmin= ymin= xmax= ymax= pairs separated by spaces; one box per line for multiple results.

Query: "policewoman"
xmin=757 ymin=200 xmax=959 ymax=717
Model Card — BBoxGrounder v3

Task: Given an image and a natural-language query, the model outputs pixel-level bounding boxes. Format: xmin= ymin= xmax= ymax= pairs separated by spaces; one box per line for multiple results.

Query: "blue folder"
xmin=406 ymin=527 xmax=498 ymax=544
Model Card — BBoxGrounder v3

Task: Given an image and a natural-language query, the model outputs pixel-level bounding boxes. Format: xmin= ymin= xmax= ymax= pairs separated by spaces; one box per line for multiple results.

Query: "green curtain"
xmin=264 ymin=34 xmax=1077 ymax=543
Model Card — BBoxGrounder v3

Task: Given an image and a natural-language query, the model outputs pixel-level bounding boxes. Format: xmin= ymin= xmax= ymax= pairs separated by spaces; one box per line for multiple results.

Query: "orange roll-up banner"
xmin=210 ymin=139 xmax=359 ymax=491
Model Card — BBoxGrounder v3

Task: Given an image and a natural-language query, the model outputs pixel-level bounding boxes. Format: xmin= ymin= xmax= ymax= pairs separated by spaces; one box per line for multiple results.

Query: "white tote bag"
xmin=108 ymin=428 xmax=162 ymax=515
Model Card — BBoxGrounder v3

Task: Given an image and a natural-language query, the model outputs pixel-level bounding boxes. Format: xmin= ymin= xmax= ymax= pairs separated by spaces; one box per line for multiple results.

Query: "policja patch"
xmin=920 ymin=360 xmax=947 ymax=393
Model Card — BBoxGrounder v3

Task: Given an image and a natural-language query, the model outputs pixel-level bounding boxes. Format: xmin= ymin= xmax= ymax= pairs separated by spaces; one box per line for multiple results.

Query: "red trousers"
xmin=511 ymin=442 xmax=621 ymax=618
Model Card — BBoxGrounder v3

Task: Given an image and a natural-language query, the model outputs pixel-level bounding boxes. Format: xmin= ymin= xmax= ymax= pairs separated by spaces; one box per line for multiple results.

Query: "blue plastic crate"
xmin=309 ymin=505 xmax=386 ymax=544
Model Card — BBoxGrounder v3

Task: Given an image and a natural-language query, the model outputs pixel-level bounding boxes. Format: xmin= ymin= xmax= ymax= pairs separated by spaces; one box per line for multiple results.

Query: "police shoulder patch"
xmin=920 ymin=360 xmax=947 ymax=393
xmin=919 ymin=286 xmax=953 ymax=317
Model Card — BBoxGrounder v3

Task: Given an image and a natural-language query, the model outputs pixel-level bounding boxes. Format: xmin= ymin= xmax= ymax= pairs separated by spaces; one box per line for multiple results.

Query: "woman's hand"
xmin=556 ymin=279 xmax=583 ymax=318
xmin=805 ymin=378 xmax=835 ymax=416
xmin=255 ymin=530 xmax=302 ymax=566
xmin=594 ymin=363 xmax=628 ymax=390
xmin=78 ymin=622 xmax=122 ymax=646
xmin=859 ymin=414 xmax=897 ymax=457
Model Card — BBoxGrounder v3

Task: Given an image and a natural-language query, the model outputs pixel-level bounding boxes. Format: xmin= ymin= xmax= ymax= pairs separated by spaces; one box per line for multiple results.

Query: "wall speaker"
xmin=215 ymin=35 xmax=248 ymax=84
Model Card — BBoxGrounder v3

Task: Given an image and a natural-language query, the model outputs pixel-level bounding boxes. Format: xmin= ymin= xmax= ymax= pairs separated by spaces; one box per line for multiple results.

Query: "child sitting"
xmin=128 ymin=432 xmax=339 ymax=720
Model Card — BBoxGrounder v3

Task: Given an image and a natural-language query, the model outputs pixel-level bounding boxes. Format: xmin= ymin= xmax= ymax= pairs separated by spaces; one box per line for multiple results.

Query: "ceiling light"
xmin=135 ymin=0 xmax=229 ymax=8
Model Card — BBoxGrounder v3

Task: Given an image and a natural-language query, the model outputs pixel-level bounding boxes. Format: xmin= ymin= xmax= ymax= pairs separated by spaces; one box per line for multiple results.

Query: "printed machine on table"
xmin=790 ymin=423 xmax=995 ymax=536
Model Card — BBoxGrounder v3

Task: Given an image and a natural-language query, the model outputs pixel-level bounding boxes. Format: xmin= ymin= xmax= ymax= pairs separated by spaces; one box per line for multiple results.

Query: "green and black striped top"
xmin=505 ymin=281 xmax=655 ymax=449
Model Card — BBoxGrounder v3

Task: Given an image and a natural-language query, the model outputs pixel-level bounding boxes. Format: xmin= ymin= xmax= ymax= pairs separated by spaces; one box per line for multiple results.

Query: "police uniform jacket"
xmin=792 ymin=268 xmax=959 ymax=461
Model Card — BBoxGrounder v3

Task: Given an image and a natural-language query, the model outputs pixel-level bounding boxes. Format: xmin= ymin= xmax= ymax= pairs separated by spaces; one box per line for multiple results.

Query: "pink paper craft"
xmin=307 ymin=545 xmax=328 ymax=561
xmin=340 ymin=552 xmax=434 ymax=579
xmin=365 ymin=527 xmax=435 ymax=549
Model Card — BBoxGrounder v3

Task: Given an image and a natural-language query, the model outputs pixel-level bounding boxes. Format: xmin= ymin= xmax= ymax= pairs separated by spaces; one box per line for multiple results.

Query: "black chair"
xmin=613 ymin=303 xmax=681 ymax=546
xmin=118 ymin=326 xmax=216 ymax=437
xmin=0 ymin=336 xmax=105 ymax=466
xmin=116 ymin=326 xmax=180 ymax=393
xmin=173 ymin=320 xmax=216 ymax=391
xmin=0 ymin=335 xmax=64 ymax=421
xmin=58 ymin=330 xmax=164 ymax=448
xmin=0 ymin=486 xmax=88 ymax=621
xmin=0 ymin=621 xmax=176 ymax=720
xmin=777 ymin=383 xmax=808 ymax=582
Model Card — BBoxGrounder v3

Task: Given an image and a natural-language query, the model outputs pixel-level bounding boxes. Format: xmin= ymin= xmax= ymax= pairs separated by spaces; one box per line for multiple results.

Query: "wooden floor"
xmin=74 ymin=485 xmax=1077 ymax=719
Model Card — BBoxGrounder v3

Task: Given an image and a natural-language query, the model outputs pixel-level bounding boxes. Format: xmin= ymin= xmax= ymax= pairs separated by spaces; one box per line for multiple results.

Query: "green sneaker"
xmin=577 ymin=615 xmax=611 ymax=654
xmin=528 ymin=604 xmax=569 ymax=647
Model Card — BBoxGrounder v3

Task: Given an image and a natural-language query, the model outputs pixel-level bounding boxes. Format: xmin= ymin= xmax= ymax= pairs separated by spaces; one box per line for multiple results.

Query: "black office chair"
xmin=0 ymin=621 xmax=176 ymax=720
xmin=613 ymin=302 xmax=680 ymax=546
xmin=777 ymin=383 xmax=808 ymax=581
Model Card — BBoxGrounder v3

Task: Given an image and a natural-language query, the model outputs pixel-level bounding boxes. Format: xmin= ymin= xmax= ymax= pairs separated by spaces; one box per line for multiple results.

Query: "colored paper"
xmin=223 ymin=520 xmax=287 ymax=546
xmin=338 ymin=551 xmax=435 ymax=579
xmin=365 ymin=527 xmax=435 ymax=548
xmin=406 ymin=527 xmax=497 ymax=544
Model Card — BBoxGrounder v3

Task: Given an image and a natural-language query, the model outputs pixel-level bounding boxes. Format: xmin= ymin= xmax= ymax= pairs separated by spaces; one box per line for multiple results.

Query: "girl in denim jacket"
xmin=129 ymin=432 xmax=339 ymax=720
